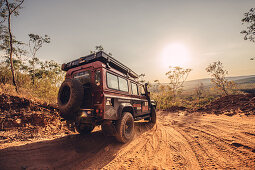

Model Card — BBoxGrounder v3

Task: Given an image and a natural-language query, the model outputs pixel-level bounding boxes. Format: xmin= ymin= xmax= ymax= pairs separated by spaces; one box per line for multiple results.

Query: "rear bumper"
xmin=77 ymin=109 xmax=95 ymax=124
xmin=77 ymin=109 xmax=104 ymax=125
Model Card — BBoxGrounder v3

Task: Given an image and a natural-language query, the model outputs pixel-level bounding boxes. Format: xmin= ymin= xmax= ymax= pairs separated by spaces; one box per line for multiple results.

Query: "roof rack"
xmin=62 ymin=51 xmax=139 ymax=79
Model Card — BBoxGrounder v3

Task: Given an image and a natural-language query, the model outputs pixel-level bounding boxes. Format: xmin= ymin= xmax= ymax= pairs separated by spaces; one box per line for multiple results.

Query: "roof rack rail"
xmin=62 ymin=51 xmax=139 ymax=79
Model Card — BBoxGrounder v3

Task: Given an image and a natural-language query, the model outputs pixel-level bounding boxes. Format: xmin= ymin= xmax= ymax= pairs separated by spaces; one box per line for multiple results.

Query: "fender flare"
xmin=117 ymin=103 xmax=134 ymax=119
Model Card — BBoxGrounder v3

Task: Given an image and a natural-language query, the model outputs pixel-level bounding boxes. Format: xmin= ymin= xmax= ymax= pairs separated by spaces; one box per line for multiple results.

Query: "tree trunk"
xmin=6 ymin=0 xmax=19 ymax=93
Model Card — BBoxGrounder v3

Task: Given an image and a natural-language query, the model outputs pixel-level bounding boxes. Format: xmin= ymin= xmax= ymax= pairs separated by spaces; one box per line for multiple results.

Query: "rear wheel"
xmin=75 ymin=123 xmax=94 ymax=135
xmin=115 ymin=112 xmax=134 ymax=143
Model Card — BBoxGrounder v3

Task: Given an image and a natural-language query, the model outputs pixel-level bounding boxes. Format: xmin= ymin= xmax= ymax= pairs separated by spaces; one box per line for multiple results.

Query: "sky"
xmin=9 ymin=0 xmax=255 ymax=82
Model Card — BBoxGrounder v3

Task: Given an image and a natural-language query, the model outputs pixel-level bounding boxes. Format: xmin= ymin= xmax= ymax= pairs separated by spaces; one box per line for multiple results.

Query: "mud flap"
xmin=66 ymin=120 xmax=76 ymax=132
xmin=101 ymin=120 xmax=117 ymax=136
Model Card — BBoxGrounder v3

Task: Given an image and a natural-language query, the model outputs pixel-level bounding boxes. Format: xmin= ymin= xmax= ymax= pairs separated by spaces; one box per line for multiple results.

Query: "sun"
xmin=161 ymin=43 xmax=191 ymax=68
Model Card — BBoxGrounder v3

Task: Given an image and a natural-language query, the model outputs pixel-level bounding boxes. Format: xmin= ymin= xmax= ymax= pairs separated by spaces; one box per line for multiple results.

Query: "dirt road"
xmin=0 ymin=111 xmax=255 ymax=169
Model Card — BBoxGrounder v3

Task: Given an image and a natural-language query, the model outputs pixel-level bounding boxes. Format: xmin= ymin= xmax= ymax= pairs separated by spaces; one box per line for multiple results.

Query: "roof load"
xmin=61 ymin=51 xmax=139 ymax=79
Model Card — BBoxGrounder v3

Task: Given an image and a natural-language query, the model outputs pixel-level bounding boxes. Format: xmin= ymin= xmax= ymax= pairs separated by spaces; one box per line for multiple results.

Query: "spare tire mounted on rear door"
xmin=58 ymin=79 xmax=84 ymax=120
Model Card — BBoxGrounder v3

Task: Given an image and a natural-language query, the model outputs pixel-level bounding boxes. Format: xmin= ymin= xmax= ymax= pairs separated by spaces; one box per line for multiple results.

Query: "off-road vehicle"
xmin=58 ymin=51 xmax=156 ymax=143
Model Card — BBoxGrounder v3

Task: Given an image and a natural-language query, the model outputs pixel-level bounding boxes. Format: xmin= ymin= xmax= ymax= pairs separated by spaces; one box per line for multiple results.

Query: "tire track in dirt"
xmin=171 ymin=112 xmax=255 ymax=170
xmin=188 ymin=126 xmax=255 ymax=167
xmin=0 ymin=111 xmax=254 ymax=169
xmin=174 ymin=127 xmax=222 ymax=169
xmin=101 ymin=114 xmax=199 ymax=170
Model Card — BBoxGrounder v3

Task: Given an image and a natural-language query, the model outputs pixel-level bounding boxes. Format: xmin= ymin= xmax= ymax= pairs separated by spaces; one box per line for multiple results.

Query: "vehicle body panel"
xmin=62 ymin=53 xmax=154 ymax=124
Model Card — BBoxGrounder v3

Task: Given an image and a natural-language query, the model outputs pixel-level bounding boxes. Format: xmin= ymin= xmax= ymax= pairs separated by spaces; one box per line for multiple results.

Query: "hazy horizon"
xmin=5 ymin=0 xmax=255 ymax=82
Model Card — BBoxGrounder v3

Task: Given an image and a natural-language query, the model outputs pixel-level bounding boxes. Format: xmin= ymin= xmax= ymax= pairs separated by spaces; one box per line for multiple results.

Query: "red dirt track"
xmin=0 ymin=111 xmax=254 ymax=169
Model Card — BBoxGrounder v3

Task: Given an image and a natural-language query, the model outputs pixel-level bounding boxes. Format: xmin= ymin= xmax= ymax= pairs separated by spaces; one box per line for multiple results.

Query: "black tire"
xmin=150 ymin=106 xmax=156 ymax=124
xmin=57 ymin=79 xmax=84 ymax=120
xmin=115 ymin=112 xmax=135 ymax=143
xmin=75 ymin=123 xmax=94 ymax=135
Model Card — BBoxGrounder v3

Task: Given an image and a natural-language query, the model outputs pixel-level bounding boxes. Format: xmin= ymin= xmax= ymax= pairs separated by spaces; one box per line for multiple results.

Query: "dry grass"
xmin=0 ymin=83 xmax=53 ymax=105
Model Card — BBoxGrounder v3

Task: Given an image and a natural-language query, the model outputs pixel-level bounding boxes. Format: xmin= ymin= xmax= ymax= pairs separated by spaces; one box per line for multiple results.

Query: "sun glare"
xmin=161 ymin=43 xmax=191 ymax=68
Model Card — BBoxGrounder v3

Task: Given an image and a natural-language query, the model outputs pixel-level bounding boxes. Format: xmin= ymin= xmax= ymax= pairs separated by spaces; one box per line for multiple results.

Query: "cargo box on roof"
xmin=61 ymin=51 xmax=139 ymax=79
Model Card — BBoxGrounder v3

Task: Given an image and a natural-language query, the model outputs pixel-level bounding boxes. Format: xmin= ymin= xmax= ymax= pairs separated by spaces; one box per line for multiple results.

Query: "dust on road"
xmin=0 ymin=111 xmax=254 ymax=169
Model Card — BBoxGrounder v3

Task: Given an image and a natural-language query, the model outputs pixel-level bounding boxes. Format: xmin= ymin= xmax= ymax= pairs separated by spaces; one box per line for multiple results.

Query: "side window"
xmin=95 ymin=70 xmax=101 ymax=86
xmin=107 ymin=72 xmax=118 ymax=89
xmin=119 ymin=77 xmax=128 ymax=92
xmin=131 ymin=83 xmax=138 ymax=95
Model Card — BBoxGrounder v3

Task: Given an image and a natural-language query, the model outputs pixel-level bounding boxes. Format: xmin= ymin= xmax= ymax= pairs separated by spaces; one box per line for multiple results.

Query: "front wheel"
xmin=115 ymin=112 xmax=134 ymax=143
xmin=150 ymin=106 xmax=156 ymax=125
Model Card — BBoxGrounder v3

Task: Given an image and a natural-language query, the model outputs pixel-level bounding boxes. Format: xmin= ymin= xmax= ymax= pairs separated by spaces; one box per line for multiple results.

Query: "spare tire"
xmin=58 ymin=79 xmax=84 ymax=120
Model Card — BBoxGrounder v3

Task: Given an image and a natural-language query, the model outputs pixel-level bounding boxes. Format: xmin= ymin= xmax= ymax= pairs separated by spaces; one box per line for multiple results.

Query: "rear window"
xmin=95 ymin=70 xmax=101 ymax=86
xmin=73 ymin=71 xmax=91 ymax=84
xmin=107 ymin=72 xmax=118 ymax=89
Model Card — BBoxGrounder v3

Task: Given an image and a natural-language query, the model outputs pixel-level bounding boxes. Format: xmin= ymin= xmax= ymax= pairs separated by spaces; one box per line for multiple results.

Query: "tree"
xmin=153 ymin=80 xmax=160 ymax=91
xmin=28 ymin=33 xmax=50 ymax=84
xmin=165 ymin=66 xmax=191 ymax=99
xmin=194 ymin=83 xmax=205 ymax=107
xmin=206 ymin=61 xmax=235 ymax=96
xmin=241 ymin=8 xmax=255 ymax=42
xmin=29 ymin=59 xmax=64 ymax=102
xmin=90 ymin=45 xmax=112 ymax=56
xmin=0 ymin=0 xmax=25 ymax=92
xmin=195 ymin=83 xmax=204 ymax=99
xmin=90 ymin=45 xmax=104 ymax=54
xmin=138 ymin=73 xmax=145 ymax=84
xmin=95 ymin=45 xmax=104 ymax=51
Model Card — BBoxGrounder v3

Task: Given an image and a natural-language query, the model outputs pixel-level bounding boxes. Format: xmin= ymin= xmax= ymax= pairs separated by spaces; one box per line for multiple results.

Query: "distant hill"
xmin=151 ymin=75 xmax=255 ymax=91
xmin=234 ymin=77 xmax=255 ymax=84
xmin=183 ymin=75 xmax=255 ymax=90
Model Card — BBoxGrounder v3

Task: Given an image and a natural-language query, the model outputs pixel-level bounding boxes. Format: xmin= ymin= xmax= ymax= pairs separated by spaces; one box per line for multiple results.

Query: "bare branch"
xmin=9 ymin=0 xmax=24 ymax=15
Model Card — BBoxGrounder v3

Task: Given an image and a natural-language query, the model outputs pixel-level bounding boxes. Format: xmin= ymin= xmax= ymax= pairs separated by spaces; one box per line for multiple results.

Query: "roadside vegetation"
xmin=0 ymin=0 xmax=64 ymax=103
xmin=0 ymin=30 xmax=64 ymax=104
xmin=150 ymin=61 xmax=254 ymax=112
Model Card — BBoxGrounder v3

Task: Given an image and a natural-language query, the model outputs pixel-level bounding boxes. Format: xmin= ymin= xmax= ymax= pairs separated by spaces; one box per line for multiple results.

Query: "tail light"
xmin=95 ymin=109 xmax=104 ymax=117
xmin=94 ymin=95 xmax=105 ymax=118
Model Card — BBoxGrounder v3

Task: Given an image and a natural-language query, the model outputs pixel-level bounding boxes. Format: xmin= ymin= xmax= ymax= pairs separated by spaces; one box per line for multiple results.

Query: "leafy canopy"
xmin=241 ymin=8 xmax=255 ymax=43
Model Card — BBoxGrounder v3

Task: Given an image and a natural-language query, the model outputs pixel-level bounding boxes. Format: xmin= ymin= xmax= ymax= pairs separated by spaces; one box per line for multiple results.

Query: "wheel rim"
xmin=124 ymin=117 xmax=133 ymax=138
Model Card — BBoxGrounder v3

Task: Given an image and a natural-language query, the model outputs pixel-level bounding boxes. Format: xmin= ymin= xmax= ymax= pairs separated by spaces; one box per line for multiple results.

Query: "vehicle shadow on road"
xmin=0 ymin=122 xmax=154 ymax=170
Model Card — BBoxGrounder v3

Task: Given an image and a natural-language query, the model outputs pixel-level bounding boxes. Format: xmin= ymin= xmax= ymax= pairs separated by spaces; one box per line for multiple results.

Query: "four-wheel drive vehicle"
xmin=58 ymin=51 xmax=156 ymax=143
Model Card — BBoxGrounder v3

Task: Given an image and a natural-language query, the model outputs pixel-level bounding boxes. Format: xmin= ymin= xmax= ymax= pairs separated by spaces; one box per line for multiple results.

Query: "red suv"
xmin=58 ymin=51 xmax=156 ymax=143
